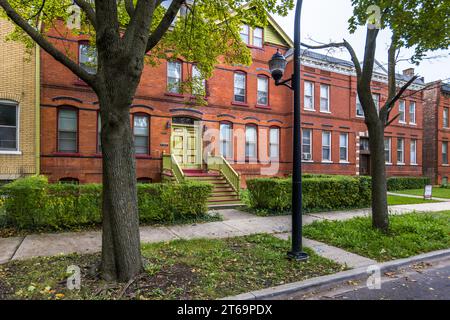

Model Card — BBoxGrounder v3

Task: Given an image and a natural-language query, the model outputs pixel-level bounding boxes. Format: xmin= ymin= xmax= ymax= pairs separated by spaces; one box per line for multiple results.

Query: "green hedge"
xmin=387 ymin=176 xmax=431 ymax=191
xmin=246 ymin=176 xmax=371 ymax=213
xmin=0 ymin=176 xmax=212 ymax=231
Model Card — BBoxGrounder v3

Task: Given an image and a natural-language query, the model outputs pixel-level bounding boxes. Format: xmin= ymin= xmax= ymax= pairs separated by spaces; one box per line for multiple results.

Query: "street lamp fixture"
xmin=268 ymin=0 xmax=308 ymax=262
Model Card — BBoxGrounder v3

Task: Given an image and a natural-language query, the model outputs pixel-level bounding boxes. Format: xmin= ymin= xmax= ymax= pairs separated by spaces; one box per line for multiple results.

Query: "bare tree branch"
xmin=385 ymin=113 xmax=401 ymax=127
xmin=0 ymin=0 xmax=96 ymax=86
xmin=145 ymin=0 xmax=184 ymax=52
xmin=73 ymin=0 xmax=97 ymax=28
xmin=29 ymin=0 xmax=46 ymax=20
xmin=124 ymin=0 xmax=135 ymax=17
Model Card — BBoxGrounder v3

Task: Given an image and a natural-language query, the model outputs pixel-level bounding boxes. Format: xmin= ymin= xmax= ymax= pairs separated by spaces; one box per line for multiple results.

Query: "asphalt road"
xmin=289 ymin=257 xmax=450 ymax=300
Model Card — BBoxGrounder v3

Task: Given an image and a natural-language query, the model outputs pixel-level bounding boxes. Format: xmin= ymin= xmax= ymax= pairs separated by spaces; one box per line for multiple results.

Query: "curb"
xmin=221 ymin=248 xmax=450 ymax=300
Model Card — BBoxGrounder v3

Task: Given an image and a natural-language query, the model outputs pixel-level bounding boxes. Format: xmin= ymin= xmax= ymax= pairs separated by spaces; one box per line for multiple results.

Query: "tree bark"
xmin=367 ymin=120 xmax=389 ymax=232
xmin=98 ymin=86 xmax=142 ymax=282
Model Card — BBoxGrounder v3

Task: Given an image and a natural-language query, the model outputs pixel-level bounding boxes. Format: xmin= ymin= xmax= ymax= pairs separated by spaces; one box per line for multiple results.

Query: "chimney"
xmin=403 ymin=68 xmax=415 ymax=77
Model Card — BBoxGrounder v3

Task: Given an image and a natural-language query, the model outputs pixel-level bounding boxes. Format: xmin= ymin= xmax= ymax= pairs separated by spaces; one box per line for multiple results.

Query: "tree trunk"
xmin=368 ymin=120 xmax=389 ymax=232
xmin=99 ymin=88 xmax=142 ymax=282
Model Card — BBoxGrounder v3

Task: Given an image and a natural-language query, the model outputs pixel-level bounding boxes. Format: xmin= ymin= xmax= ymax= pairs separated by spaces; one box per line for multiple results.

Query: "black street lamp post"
xmin=269 ymin=0 xmax=308 ymax=261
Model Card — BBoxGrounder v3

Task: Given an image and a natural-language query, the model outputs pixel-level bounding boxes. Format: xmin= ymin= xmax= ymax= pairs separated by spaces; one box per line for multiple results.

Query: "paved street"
xmin=292 ymin=257 xmax=450 ymax=300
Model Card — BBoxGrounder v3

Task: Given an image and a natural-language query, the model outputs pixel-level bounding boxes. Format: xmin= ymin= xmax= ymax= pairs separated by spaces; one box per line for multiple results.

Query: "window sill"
xmin=165 ymin=92 xmax=185 ymax=98
xmin=255 ymin=104 xmax=271 ymax=109
xmin=411 ymin=163 xmax=419 ymax=166
xmin=53 ymin=152 xmax=81 ymax=157
xmin=302 ymin=160 xmax=314 ymax=163
xmin=136 ymin=155 xmax=152 ymax=159
xmin=409 ymin=123 xmax=417 ymax=126
xmin=356 ymin=115 xmax=365 ymax=119
xmin=339 ymin=160 xmax=350 ymax=164
xmin=442 ymin=164 xmax=449 ymax=167
xmin=320 ymin=110 xmax=331 ymax=114
xmin=304 ymin=108 xmax=316 ymax=112
xmin=232 ymin=101 xmax=249 ymax=107
xmin=0 ymin=150 xmax=22 ymax=155
xmin=397 ymin=162 xmax=406 ymax=166
xmin=247 ymin=45 xmax=264 ymax=50
xmin=386 ymin=162 xmax=393 ymax=166
xmin=398 ymin=121 xmax=407 ymax=125
xmin=321 ymin=160 xmax=333 ymax=164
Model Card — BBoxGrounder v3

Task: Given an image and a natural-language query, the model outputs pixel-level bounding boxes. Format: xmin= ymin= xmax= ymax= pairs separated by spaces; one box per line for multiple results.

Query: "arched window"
xmin=234 ymin=72 xmax=246 ymax=103
xmin=245 ymin=124 xmax=257 ymax=160
xmin=133 ymin=114 xmax=150 ymax=155
xmin=58 ymin=107 xmax=78 ymax=153
xmin=220 ymin=122 xmax=233 ymax=160
xmin=269 ymin=127 xmax=280 ymax=159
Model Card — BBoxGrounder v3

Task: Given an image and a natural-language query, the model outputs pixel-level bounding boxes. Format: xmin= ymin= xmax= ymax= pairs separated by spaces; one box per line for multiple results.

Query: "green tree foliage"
xmin=349 ymin=0 xmax=450 ymax=62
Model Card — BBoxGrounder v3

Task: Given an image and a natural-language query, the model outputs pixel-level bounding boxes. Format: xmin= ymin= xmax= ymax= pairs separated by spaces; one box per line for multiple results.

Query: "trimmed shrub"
xmin=247 ymin=175 xmax=371 ymax=213
xmin=387 ymin=176 xmax=431 ymax=191
xmin=0 ymin=176 xmax=212 ymax=231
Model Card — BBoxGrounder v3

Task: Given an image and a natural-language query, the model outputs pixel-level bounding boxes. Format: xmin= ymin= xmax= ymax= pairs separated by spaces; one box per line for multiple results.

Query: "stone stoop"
xmin=183 ymin=169 xmax=243 ymax=208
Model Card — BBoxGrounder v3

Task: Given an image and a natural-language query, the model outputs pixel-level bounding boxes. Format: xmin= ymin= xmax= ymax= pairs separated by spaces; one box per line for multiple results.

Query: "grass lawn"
xmin=387 ymin=195 xmax=441 ymax=205
xmin=0 ymin=234 xmax=344 ymax=300
xmin=303 ymin=211 xmax=450 ymax=262
xmin=393 ymin=187 xmax=450 ymax=199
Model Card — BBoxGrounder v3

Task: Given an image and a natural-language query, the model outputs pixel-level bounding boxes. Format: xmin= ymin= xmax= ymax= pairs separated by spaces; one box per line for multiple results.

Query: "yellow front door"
xmin=171 ymin=125 xmax=201 ymax=168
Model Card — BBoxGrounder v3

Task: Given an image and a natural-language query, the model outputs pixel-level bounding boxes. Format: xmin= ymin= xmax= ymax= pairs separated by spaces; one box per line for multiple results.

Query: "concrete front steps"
xmin=183 ymin=169 xmax=243 ymax=209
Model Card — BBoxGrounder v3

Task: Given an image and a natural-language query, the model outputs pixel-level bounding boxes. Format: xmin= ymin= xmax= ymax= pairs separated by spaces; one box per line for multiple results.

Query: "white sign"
xmin=424 ymin=185 xmax=433 ymax=200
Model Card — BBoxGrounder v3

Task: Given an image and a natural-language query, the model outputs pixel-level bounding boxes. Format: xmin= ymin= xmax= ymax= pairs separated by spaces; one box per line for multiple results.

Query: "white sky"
xmin=273 ymin=0 xmax=450 ymax=83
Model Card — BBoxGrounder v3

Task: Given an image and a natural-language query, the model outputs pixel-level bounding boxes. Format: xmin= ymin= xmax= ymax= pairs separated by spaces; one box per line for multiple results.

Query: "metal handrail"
xmin=207 ymin=155 xmax=240 ymax=192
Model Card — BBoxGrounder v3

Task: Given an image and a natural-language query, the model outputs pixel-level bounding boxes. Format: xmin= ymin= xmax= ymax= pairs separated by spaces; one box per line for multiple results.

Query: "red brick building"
xmin=423 ymin=81 xmax=450 ymax=184
xmin=39 ymin=16 xmax=429 ymax=186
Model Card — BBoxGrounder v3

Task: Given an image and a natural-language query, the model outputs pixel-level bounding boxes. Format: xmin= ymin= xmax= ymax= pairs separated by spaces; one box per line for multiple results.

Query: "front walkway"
xmin=1 ymin=202 xmax=449 ymax=266
xmin=388 ymin=191 xmax=449 ymax=202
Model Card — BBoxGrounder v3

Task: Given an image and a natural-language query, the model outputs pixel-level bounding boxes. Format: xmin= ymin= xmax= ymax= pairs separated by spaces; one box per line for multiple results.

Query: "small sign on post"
xmin=424 ymin=185 xmax=433 ymax=200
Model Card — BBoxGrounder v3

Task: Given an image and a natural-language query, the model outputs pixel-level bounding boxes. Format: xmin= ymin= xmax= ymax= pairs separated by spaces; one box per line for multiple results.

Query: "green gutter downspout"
xmin=35 ymin=19 xmax=41 ymax=175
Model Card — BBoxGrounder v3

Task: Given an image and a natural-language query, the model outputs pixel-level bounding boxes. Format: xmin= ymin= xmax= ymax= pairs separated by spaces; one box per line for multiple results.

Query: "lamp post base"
xmin=287 ymin=251 xmax=309 ymax=262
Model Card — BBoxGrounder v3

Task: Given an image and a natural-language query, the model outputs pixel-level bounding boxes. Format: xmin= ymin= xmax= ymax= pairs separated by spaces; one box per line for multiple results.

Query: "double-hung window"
xmin=220 ymin=123 xmax=233 ymax=159
xmin=234 ymin=72 xmax=246 ymax=103
xmin=245 ymin=125 xmax=257 ymax=159
xmin=443 ymin=142 xmax=448 ymax=165
xmin=409 ymin=102 xmax=416 ymax=124
xmin=253 ymin=27 xmax=263 ymax=47
xmin=384 ymin=138 xmax=392 ymax=164
xmin=0 ymin=101 xmax=18 ymax=151
xmin=304 ymin=81 xmax=314 ymax=110
xmin=444 ymin=108 xmax=449 ymax=128
xmin=240 ymin=25 xmax=250 ymax=44
xmin=167 ymin=61 xmax=182 ymax=94
xmin=399 ymin=100 xmax=406 ymax=123
xmin=302 ymin=129 xmax=312 ymax=161
xmin=257 ymin=76 xmax=269 ymax=106
xmin=339 ymin=133 xmax=348 ymax=162
xmin=58 ymin=109 xmax=77 ymax=153
xmin=269 ymin=127 xmax=280 ymax=159
xmin=79 ymin=42 xmax=97 ymax=74
xmin=320 ymin=84 xmax=330 ymax=112
xmin=322 ymin=131 xmax=331 ymax=162
xmin=410 ymin=139 xmax=417 ymax=165
xmin=134 ymin=115 xmax=149 ymax=155
xmin=397 ymin=138 xmax=405 ymax=164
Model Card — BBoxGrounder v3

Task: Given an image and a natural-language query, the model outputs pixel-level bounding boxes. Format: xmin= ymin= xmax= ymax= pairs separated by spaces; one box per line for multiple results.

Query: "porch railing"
xmin=162 ymin=154 xmax=185 ymax=183
xmin=207 ymin=155 xmax=241 ymax=193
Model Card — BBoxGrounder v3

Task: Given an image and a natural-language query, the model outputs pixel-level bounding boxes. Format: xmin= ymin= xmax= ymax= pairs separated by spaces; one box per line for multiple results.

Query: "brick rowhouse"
xmin=39 ymin=17 xmax=429 ymax=186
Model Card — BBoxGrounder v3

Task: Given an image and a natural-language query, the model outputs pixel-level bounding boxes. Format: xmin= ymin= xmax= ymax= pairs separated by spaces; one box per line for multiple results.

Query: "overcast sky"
xmin=272 ymin=0 xmax=450 ymax=83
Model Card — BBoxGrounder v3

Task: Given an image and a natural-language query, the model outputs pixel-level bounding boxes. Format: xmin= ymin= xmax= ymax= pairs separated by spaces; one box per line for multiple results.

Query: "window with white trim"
xmin=240 ymin=25 xmax=250 ymax=44
xmin=269 ymin=127 xmax=280 ymax=159
xmin=58 ymin=109 xmax=77 ymax=153
xmin=444 ymin=108 xmax=449 ymax=128
xmin=322 ymin=131 xmax=331 ymax=162
xmin=409 ymin=102 xmax=416 ymax=124
xmin=134 ymin=115 xmax=149 ymax=155
xmin=320 ymin=84 xmax=330 ymax=112
xmin=79 ymin=43 xmax=97 ymax=74
xmin=399 ymin=100 xmax=406 ymax=123
xmin=356 ymin=95 xmax=364 ymax=117
xmin=302 ymin=129 xmax=312 ymax=161
xmin=0 ymin=101 xmax=18 ymax=151
xmin=253 ymin=27 xmax=263 ymax=48
xmin=384 ymin=137 xmax=391 ymax=164
xmin=220 ymin=123 xmax=233 ymax=159
xmin=245 ymin=125 xmax=257 ymax=159
xmin=339 ymin=133 xmax=348 ymax=162
xmin=397 ymin=138 xmax=405 ymax=164
xmin=304 ymin=81 xmax=314 ymax=110
xmin=410 ymin=139 xmax=417 ymax=164
xmin=257 ymin=76 xmax=269 ymax=106
xmin=443 ymin=142 xmax=448 ymax=165
xmin=167 ymin=61 xmax=182 ymax=94
xmin=234 ymin=72 xmax=246 ymax=103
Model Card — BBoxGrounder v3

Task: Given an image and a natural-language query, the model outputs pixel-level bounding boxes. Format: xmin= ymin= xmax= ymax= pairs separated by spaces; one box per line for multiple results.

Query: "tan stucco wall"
xmin=0 ymin=19 xmax=37 ymax=180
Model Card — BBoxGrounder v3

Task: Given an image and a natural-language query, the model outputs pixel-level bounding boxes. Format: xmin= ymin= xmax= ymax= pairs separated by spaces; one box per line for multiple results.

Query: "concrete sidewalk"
xmin=1 ymin=202 xmax=449 ymax=265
